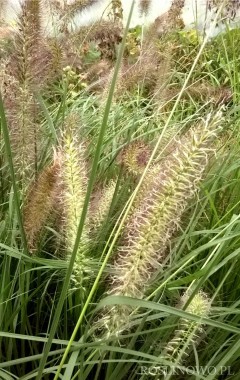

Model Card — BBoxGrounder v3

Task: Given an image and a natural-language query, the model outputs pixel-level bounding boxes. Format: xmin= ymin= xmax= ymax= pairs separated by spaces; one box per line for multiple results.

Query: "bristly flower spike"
xmin=57 ymin=113 xmax=90 ymax=292
xmin=164 ymin=290 xmax=211 ymax=364
xmin=23 ymin=154 xmax=61 ymax=254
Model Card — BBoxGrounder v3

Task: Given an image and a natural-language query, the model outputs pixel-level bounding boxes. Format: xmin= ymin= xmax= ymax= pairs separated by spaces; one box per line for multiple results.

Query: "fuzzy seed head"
xmin=165 ymin=290 xmax=211 ymax=362
xmin=118 ymin=141 xmax=151 ymax=176
xmin=181 ymin=290 xmax=211 ymax=317
xmin=23 ymin=160 xmax=61 ymax=253
xmin=57 ymin=116 xmax=90 ymax=289
xmin=139 ymin=0 xmax=151 ymax=16
xmin=90 ymin=180 xmax=117 ymax=232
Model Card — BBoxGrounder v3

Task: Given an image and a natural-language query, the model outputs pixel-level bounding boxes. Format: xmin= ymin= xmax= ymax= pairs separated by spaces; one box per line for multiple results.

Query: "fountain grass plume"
xmin=164 ymin=290 xmax=211 ymax=364
xmin=98 ymin=110 xmax=223 ymax=337
xmin=90 ymin=179 xmax=118 ymax=233
xmin=1 ymin=0 xmax=55 ymax=194
xmin=139 ymin=0 xmax=151 ymax=16
xmin=117 ymin=141 xmax=151 ymax=176
xmin=51 ymin=0 xmax=98 ymax=21
xmin=58 ymin=113 xmax=90 ymax=291
xmin=23 ymin=154 xmax=61 ymax=253
xmin=1 ymin=72 xmax=38 ymax=195
xmin=151 ymin=0 xmax=184 ymax=36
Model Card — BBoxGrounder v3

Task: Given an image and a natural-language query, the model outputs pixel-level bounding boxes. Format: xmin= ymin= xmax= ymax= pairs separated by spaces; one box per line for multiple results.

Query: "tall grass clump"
xmin=1 ymin=1 xmax=240 ymax=380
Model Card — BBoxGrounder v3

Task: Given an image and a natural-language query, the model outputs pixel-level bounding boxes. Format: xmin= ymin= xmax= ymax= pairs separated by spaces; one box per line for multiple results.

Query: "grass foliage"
xmin=1 ymin=0 xmax=240 ymax=379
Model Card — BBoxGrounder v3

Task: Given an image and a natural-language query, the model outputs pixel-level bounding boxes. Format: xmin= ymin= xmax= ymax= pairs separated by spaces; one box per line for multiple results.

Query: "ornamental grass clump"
xmin=100 ymin=111 xmax=223 ymax=337
xmin=58 ymin=115 xmax=90 ymax=291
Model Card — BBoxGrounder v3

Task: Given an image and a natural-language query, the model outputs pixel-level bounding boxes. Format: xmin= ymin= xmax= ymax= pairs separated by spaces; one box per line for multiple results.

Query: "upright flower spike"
xmin=90 ymin=180 xmax=117 ymax=233
xmin=164 ymin=290 xmax=211 ymax=364
xmin=110 ymin=0 xmax=123 ymax=23
xmin=1 ymin=0 xmax=54 ymax=195
xmin=23 ymin=155 xmax=61 ymax=254
xmin=153 ymin=0 xmax=185 ymax=36
xmin=99 ymin=111 xmax=222 ymax=336
xmin=117 ymin=141 xmax=151 ymax=176
xmin=58 ymin=115 xmax=90 ymax=290
xmin=13 ymin=0 xmax=52 ymax=86
xmin=139 ymin=0 xmax=151 ymax=16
